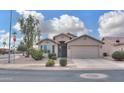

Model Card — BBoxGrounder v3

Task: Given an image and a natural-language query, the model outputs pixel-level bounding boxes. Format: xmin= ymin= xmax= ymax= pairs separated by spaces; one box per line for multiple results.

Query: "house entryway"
xmin=58 ymin=41 xmax=67 ymax=57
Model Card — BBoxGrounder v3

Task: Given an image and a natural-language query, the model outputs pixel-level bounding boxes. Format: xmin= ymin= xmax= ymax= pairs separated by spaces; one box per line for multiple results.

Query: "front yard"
xmin=0 ymin=54 xmax=75 ymax=70
xmin=0 ymin=53 xmax=124 ymax=70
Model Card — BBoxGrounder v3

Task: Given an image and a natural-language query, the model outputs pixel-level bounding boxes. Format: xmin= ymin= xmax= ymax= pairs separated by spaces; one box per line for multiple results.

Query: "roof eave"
xmin=66 ymin=34 xmax=104 ymax=44
xmin=36 ymin=39 xmax=59 ymax=45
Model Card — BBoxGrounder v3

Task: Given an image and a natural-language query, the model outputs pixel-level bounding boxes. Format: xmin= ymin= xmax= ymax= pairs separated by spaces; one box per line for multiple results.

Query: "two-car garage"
xmin=70 ymin=45 xmax=99 ymax=58
xmin=67 ymin=35 xmax=103 ymax=59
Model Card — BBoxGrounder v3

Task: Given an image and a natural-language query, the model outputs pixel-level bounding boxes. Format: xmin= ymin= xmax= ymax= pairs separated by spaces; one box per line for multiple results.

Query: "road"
xmin=0 ymin=54 xmax=20 ymax=61
xmin=0 ymin=69 xmax=124 ymax=82
xmin=0 ymin=54 xmax=21 ymax=64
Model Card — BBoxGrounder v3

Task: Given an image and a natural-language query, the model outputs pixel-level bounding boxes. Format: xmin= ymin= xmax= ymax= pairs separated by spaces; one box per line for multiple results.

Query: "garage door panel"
xmin=70 ymin=45 xmax=99 ymax=58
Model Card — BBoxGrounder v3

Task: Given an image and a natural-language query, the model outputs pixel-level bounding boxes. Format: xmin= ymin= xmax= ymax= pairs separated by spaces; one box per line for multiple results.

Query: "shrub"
xmin=46 ymin=59 xmax=55 ymax=67
xmin=48 ymin=53 xmax=56 ymax=59
xmin=59 ymin=58 xmax=67 ymax=66
xmin=112 ymin=51 xmax=124 ymax=61
xmin=17 ymin=44 xmax=27 ymax=52
xmin=51 ymin=56 xmax=57 ymax=60
xmin=48 ymin=53 xmax=52 ymax=59
xmin=103 ymin=52 xmax=108 ymax=57
xmin=27 ymin=48 xmax=35 ymax=55
xmin=31 ymin=50 xmax=43 ymax=60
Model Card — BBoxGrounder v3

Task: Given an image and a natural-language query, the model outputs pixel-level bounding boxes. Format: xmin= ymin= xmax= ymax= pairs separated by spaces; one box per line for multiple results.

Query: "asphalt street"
xmin=0 ymin=69 xmax=124 ymax=82
xmin=0 ymin=54 xmax=19 ymax=61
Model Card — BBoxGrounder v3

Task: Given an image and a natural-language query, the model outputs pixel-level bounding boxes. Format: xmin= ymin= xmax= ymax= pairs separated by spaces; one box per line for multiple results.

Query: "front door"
xmin=58 ymin=41 xmax=67 ymax=57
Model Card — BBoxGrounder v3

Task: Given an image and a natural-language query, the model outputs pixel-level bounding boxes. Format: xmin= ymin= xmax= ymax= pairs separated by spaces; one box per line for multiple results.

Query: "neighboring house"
xmin=37 ymin=33 xmax=103 ymax=58
xmin=0 ymin=48 xmax=9 ymax=54
xmin=102 ymin=37 xmax=124 ymax=56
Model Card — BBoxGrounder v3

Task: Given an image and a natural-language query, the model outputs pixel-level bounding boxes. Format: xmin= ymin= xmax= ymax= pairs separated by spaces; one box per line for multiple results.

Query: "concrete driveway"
xmin=72 ymin=58 xmax=124 ymax=70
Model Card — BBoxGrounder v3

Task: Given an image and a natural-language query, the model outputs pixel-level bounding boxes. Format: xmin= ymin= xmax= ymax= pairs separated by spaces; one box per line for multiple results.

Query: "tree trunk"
xmin=22 ymin=52 xmax=24 ymax=56
xmin=25 ymin=51 xmax=30 ymax=57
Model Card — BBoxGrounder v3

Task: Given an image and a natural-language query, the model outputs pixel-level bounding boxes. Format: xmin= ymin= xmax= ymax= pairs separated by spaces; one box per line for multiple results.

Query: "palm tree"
xmin=3 ymin=41 xmax=6 ymax=48
xmin=12 ymin=32 xmax=17 ymax=36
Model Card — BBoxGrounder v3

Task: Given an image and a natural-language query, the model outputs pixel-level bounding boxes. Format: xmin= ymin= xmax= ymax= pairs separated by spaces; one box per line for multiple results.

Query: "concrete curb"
xmin=0 ymin=65 xmax=124 ymax=71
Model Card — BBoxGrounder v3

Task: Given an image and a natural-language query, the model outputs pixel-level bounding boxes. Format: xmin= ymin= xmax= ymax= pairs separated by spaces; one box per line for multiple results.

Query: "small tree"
xmin=17 ymin=42 xmax=27 ymax=56
xmin=18 ymin=14 xmax=40 ymax=57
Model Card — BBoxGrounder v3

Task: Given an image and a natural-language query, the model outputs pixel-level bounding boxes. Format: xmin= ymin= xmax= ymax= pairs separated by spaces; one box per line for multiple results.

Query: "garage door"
xmin=70 ymin=45 xmax=99 ymax=58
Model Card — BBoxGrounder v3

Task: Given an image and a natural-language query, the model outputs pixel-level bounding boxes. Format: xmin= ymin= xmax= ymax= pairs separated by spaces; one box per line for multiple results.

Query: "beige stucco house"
xmin=37 ymin=33 xmax=103 ymax=58
xmin=102 ymin=37 xmax=124 ymax=56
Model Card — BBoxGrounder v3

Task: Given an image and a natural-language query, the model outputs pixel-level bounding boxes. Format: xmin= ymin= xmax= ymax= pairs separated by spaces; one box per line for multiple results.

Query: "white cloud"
xmin=0 ymin=32 xmax=9 ymax=42
xmin=0 ymin=32 xmax=9 ymax=48
xmin=48 ymin=33 xmax=57 ymax=39
xmin=13 ymin=10 xmax=45 ymax=32
xmin=98 ymin=10 xmax=124 ymax=37
xmin=14 ymin=11 xmax=90 ymax=39
xmin=16 ymin=10 xmax=44 ymax=20
xmin=13 ymin=22 xmax=21 ymax=31
xmin=0 ymin=30 xmax=6 ymax=33
xmin=49 ymin=14 xmax=89 ymax=36
xmin=0 ymin=32 xmax=20 ymax=48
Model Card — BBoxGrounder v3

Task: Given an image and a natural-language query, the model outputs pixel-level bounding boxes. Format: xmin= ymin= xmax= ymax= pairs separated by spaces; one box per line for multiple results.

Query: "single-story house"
xmin=102 ymin=37 xmax=124 ymax=56
xmin=0 ymin=48 xmax=9 ymax=54
xmin=37 ymin=33 xmax=103 ymax=58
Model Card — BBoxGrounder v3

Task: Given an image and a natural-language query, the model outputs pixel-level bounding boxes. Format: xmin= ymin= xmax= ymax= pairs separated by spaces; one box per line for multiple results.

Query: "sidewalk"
xmin=0 ymin=63 xmax=76 ymax=70
xmin=1 ymin=63 xmax=124 ymax=70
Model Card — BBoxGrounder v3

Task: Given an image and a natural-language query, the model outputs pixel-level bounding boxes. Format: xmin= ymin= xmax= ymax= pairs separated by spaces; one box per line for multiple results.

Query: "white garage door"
xmin=70 ymin=45 xmax=99 ymax=58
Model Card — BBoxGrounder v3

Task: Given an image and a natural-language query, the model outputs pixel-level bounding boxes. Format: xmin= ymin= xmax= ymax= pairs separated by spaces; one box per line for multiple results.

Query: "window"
xmin=52 ymin=45 xmax=55 ymax=53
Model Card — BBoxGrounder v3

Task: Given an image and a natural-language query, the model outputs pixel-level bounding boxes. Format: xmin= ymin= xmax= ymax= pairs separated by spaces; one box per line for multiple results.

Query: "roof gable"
xmin=66 ymin=34 xmax=104 ymax=44
xmin=37 ymin=39 xmax=58 ymax=45
xmin=66 ymin=33 xmax=77 ymax=37
xmin=53 ymin=33 xmax=71 ymax=39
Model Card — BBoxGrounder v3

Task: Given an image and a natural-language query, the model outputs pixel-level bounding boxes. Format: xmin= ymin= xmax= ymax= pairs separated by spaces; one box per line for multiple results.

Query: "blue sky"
xmin=38 ymin=10 xmax=111 ymax=38
xmin=0 ymin=10 xmax=113 ymax=48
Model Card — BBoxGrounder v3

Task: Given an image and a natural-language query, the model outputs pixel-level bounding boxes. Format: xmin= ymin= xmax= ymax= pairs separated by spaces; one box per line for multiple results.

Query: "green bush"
xmin=31 ymin=50 xmax=43 ymax=60
xmin=17 ymin=44 xmax=27 ymax=52
xmin=59 ymin=58 xmax=67 ymax=66
xmin=51 ymin=56 xmax=57 ymax=60
xmin=27 ymin=48 xmax=35 ymax=55
xmin=112 ymin=51 xmax=124 ymax=61
xmin=46 ymin=59 xmax=55 ymax=67
xmin=48 ymin=53 xmax=56 ymax=59
xmin=48 ymin=53 xmax=52 ymax=59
